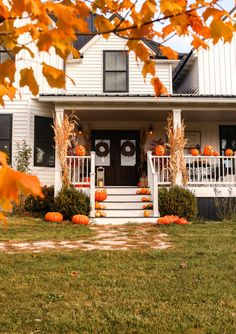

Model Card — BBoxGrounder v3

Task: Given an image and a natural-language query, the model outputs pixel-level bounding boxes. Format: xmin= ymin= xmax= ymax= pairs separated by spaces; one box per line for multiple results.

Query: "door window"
xmin=95 ymin=139 xmax=110 ymax=166
xmin=120 ymin=139 xmax=136 ymax=166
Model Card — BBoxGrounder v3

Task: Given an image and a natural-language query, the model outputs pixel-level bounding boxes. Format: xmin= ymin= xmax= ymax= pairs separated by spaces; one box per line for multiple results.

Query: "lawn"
xmin=0 ymin=219 xmax=235 ymax=333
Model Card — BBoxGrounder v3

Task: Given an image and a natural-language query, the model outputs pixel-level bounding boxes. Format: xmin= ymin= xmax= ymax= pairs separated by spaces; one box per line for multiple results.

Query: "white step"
xmin=105 ymin=194 xmax=152 ymax=202
xmin=91 ymin=217 xmax=158 ymax=225
xmin=102 ymin=202 xmax=152 ymax=210
xmin=98 ymin=187 xmax=139 ymax=195
xmin=97 ymin=209 xmax=153 ymax=218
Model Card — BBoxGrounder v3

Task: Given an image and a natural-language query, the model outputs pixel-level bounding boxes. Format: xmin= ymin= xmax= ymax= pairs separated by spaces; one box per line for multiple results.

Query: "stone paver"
xmin=0 ymin=224 xmax=171 ymax=253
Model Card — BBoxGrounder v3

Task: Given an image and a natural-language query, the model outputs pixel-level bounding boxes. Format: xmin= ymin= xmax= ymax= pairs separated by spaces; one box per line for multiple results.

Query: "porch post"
xmin=172 ymin=109 xmax=183 ymax=186
xmin=54 ymin=107 xmax=64 ymax=196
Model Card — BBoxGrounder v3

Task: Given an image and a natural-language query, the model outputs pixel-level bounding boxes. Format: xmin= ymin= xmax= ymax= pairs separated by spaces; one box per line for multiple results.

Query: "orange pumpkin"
xmin=155 ymin=145 xmax=165 ymax=156
xmin=204 ymin=145 xmax=214 ymax=156
xmin=144 ymin=210 xmax=149 ymax=217
xmin=213 ymin=151 xmax=219 ymax=156
xmin=191 ymin=148 xmax=199 ymax=156
xmin=95 ymin=202 xmax=100 ymax=209
xmin=225 ymin=149 xmax=233 ymax=156
xmin=95 ymin=189 xmax=107 ymax=202
xmin=157 ymin=216 xmax=172 ymax=225
xmin=141 ymin=188 xmax=148 ymax=195
xmin=175 ymin=218 xmax=188 ymax=225
xmin=72 ymin=214 xmax=89 ymax=225
xmin=75 ymin=145 xmax=86 ymax=156
xmin=44 ymin=212 xmax=63 ymax=223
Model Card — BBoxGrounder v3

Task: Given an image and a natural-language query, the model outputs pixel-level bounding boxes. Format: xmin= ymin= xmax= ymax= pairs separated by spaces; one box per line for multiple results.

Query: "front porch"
xmin=38 ymin=94 xmax=236 ymax=221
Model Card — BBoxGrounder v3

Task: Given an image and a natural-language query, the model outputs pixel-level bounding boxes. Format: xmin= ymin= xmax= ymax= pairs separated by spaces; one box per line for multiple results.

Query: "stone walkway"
xmin=0 ymin=224 xmax=171 ymax=253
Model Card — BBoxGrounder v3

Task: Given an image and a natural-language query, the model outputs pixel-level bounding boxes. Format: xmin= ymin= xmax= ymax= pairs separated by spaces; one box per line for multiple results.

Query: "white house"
xmin=0 ymin=10 xmax=235 ymax=223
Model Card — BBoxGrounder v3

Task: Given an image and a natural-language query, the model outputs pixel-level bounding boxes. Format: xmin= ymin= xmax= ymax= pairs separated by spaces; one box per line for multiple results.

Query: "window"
xmin=103 ymin=51 xmax=128 ymax=92
xmin=34 ymin=116 xmax=55 ymax=167
xmin=0 ymin=114 xmax=12 ymax=162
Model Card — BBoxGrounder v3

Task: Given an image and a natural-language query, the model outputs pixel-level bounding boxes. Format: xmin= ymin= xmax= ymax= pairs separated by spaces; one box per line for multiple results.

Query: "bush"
xmin=24 ymin=186 xmax=55 ymax=217
xmin=159 ymin=186 xmax=197 ymax=220
xmin=54 ymin=186 xmax=90 ymax=220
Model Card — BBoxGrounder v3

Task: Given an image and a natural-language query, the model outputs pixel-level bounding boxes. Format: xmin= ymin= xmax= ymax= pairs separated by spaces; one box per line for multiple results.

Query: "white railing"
xmin=151 ymin=155 xmax=236 ymax=186
xmin=147 ymin=151 xmax=159 ymax=217
xmin=67 ymin=151 xmax=96 ymax=217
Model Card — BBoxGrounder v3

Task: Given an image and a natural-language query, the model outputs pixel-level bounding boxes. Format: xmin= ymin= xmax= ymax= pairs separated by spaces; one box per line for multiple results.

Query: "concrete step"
xmin=97 ymin=187 xmax=139 ymax=195
xmin=105 ymin=194 xmax=152 ymax=202
xmin=91 ymin=217 xmax=158 ymax=225
xmin=95 ymin=209 xmax=153 ymax=218
xmin=101 ymin=202 xmax=152 ymax=210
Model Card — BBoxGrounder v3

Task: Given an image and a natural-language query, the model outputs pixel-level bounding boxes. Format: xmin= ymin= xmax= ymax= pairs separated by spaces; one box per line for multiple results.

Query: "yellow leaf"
xmin=151 ymin=77 xmax=168 ymax=96
xmin=210 ymin=20 xmax=234 ymax=44
xmin=0 ymin=59 xmax=16 ymax=85
xmin=42 ymin=63 xmax=66 ymax=88
xmin=20 ymin=68 xmax=39 ymax=95
xmin=159 ymin=46 xmax=178 ymax=60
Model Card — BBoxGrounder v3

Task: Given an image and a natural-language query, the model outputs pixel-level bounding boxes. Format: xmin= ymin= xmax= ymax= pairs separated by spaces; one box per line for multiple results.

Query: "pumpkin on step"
xmin=225 ymin=148 xmax=233 ymax=156
xmin=155 ymin=145 xmax=165 ymax=156
xmin=204 ymin=145 xmax=214 ymax=156
xmin=144 ymin=210 xmax=149 ymax=217
xmin=72 ymin=214 xmax=89 ymax=225
xmin=44 ymin=212 xmax=63 ymax=223
xmin=75 ymin=145 xmax=86 ymax=156
xmin=95 ymin=189 xmax=107 ymax=202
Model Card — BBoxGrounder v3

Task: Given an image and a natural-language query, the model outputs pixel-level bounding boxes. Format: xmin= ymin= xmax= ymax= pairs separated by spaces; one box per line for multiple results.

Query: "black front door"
xmin=219 ymin=126 xmax=236 ymax=154
xmin=91 ymin=130 xmax=140 ymax=186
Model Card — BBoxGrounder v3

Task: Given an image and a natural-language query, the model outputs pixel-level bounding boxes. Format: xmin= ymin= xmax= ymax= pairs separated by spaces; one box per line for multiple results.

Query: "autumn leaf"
xmin=42 ymin=63 xmax=66 ymax=88
xmin=159 ymin=46 xmax=179 ymax=60
xmin=210 ymin=20 xmax=234 ymax=44
xmin=142 ymin=60 xmax=155 ymax=79
xmin=0 ymin=152 xmax=43 ymax=222
xmin=151 ymin=77 xmax=168 ymax=96
xmin=191 ymin=35 xmax=209 ymax=49
xmin=20 ymin=68 xmax=39 ymax=95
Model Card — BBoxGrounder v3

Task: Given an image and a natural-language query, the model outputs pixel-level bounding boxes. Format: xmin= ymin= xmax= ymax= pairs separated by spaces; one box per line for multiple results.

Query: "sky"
xmin=164 ymin=0 xmax=235 ymax=52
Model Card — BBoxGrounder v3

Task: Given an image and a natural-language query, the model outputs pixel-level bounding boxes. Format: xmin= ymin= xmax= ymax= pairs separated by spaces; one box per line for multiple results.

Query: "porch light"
xmin=77 ymin=124 xmax=83 ymax=135
xmin=148 ymin=124 xmax=154 ymax=135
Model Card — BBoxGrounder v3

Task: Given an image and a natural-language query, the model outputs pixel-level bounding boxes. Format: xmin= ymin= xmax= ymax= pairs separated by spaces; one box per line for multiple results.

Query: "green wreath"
xmin=95 ymin=141 xmax=110 ymax=157
xmin=121 ymin=140 xmax=135 ymax=157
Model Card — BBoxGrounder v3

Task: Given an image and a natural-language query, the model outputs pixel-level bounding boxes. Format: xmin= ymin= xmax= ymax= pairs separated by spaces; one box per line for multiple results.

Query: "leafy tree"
xmin=15 ymin=140 xmax=32 ymax=173
xmin=0 ymin=0 xmax=235 ymax=102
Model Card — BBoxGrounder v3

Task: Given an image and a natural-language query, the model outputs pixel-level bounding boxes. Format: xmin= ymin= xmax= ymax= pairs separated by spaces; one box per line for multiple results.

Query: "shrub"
xmin=158 ymin=186 xmax=197 ymax=220
xmin=24 ymin=186 xmax=55 ymax=217
xmin=15 ymin=140 xmax=32 ymax=173
xmin=54 ymin=186 xmax=90 ymax=220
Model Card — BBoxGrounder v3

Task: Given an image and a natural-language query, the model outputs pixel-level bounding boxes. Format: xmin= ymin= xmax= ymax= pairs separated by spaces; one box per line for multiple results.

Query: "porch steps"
xmin=92 ymin=187 xmax=158 ymax=225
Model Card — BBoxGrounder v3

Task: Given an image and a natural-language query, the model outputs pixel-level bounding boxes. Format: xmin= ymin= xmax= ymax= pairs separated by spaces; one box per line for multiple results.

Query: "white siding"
xmin=29 ymin=99 xmax=55 ymax=186
xmin=198 ymin=33 xmax=236 ymax=95
xmin=174 ymin=58 xmax=199 ymax=94
xmin=66 ymin=34 xmax=172 ymax=94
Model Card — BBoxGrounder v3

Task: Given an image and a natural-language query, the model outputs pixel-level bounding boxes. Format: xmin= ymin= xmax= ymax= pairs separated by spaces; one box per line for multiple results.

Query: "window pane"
xmin=0 ymin=114 xmax=12 ymax=139
xmin=0 ymin=139 xmax=11 ymax=158
xmin=115 ymin=72 xmax=127 ymax=91
xmin=105 ymin=52 xmax=116 ymax=70
xmin=116 ymin=52 xmax=127 ymax=70
xmin=34 ymin=116 xmax=55 ymax=167
xmin=105 ymin=72 xmax=116 ymax=91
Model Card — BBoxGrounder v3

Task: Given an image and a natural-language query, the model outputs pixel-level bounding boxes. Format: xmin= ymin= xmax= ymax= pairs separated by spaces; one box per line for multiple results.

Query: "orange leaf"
xmin=159 ymin=46 xmax=178 ymax=60
xmin=142 ymin=60 xmax=156 ymax=79
xmin=20 ymin=68 xmax=39 ymax=95
xmin=42 ymin=63 xmax=66 ymax=88
xmin=151 ymin=77 xmax=168 ymax=96
xmin=210 ymin=20 xmax=234 ymax=44
xmin=191 ymin=35 xmax=208 ymax=49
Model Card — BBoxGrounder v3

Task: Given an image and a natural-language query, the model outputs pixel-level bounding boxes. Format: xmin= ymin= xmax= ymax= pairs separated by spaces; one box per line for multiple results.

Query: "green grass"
xmin=0 ymin=220 xmax=236 ymax=333
xmin=0 ymin=217 xmax=94 ymax=242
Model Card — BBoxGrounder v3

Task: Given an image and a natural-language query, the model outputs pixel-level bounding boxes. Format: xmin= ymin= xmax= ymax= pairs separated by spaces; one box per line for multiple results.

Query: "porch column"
xmin=172 ymin=109 xmax=183 ymax=186
xmin=54 ymin=107 xmax=64 ymax=195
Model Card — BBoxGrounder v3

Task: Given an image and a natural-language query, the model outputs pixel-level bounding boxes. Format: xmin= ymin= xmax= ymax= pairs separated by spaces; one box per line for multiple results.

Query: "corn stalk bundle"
xmin=53 ymin=114 xmax=76 ymax=187
xmin=166 ymin=113 xmax=188 ymax=186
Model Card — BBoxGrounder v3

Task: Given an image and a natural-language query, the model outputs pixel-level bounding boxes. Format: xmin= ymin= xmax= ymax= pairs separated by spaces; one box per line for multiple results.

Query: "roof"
xmin=74 ymin=13 xmax=182 ymax=59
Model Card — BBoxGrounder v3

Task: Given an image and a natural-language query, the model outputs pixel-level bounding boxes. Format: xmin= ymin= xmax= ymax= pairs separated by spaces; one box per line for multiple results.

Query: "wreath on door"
xmin=121 ymin=140 xmax=135 ymax=157
xmin=95 ymin=141 xmax=110 ymax=157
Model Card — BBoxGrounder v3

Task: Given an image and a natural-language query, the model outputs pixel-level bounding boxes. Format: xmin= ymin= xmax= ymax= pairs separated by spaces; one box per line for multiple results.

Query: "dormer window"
xmin=103 ymin=51 xmax=128 ymax=92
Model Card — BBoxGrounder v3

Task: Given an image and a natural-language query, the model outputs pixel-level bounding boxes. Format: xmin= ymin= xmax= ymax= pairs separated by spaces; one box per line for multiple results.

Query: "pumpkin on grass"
xmin=44 ymin=212 xmax=63 ymax=223
xmin=72 ymin=214 xmax=89 ymax=225
xmin=95 ymin=189 xmax=107 ymax=202
xmin=175 ymin=218 xmax=188 ymax=225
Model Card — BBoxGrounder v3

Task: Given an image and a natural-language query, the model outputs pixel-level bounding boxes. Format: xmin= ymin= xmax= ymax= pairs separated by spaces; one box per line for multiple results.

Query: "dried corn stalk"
xmin=166 ymin=113 xmax=188 ymax=186
xmin=53 ymin=114 xmax=76 ymax=187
